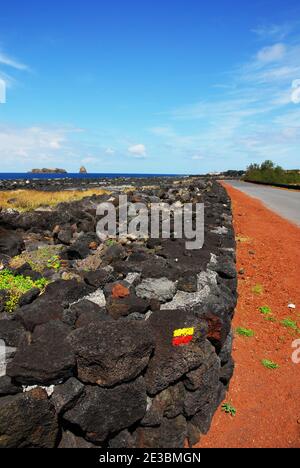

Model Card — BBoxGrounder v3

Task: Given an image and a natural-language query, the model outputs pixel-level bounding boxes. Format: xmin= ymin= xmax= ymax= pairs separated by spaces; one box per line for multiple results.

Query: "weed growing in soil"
xmin=236 ymin=327 xmax=255 ymax=337
xmin=260 ymin=306 xmax=272 ymax=316
xmin=252 ymin=284 xmax=264 ymax=295
xmin=281 ymin=318 xmax=299 ymax=331
xmin=0 ymin=269 xmax=48 ymax=312
xmin=47 ymin=255 xmax=62 ymax=271
xmin=261 ymin=359 xmax=279 ymax=370
xmin=10 ymin=246 xmax=62 ymax=273
xmin=221 ymin=403 xmax=237 ymax=417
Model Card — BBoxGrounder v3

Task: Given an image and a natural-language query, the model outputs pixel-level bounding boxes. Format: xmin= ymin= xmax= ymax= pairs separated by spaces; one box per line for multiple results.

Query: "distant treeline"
xmin=244 ymin=160 xmax=300 ymax=185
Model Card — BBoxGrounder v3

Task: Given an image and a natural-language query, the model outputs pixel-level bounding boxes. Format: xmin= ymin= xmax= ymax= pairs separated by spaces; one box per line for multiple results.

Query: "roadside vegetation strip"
xmin=198 ymin=182 xmax=300 ymax=449
xmin=244 ymin=160 xmax=300 ymax=187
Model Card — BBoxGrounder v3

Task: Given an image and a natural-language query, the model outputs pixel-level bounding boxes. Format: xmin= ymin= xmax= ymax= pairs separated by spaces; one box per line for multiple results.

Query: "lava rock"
xmin=0 ymin=390 xmax=58 ymax=448
xmin=83 ymin=269 xmax=115 ymax=289
xmin=0 ymin=376 xmax=22 ymax=396
xmin=0 ymin=228 xmax=24 ymax=257
xmin=51 ymin=378 xmax=85 ymax=414
xmin=0 ymin=320 xmax=26 ymax=348
xmin=136 ymin=278 xmax=177 ymax=302
xmin=108 ymin=430 xmax=136 ymax=449
xmin=67 ymin=321 xmax=154 ymax=386
xmin=142 ymin=382 xmax=185 ymax=427
xmin=58 ymin=430 xmax=97 ymax=448
xmin=7 ymin=321 xmax=76 ymax=385
xmin=64 ymin=377 xmax=147 ymax=443
xmin=18 ymin=288 xmax=41 ymax=307
xmin=133 ymin=415 xmax=187 ymax=449
xmin=144 ymin=309 xmax=209 ymax=395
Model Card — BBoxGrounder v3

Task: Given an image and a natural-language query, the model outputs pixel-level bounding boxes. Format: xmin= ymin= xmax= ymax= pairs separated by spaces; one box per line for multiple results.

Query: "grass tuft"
xmin=236 ymin=327 xmax=255 ymax=337
xmin=252 ymin=284 xmax=264 ymax=295
xmin=221 ymin=403 xmax=237 ymax=417
xmin=261 ymin=359 xmax=279 ymax=370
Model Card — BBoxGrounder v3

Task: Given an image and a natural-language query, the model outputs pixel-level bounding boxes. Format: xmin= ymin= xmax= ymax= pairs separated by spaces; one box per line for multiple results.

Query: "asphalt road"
xmin=224 ymin=180 xmax=300 ymax=226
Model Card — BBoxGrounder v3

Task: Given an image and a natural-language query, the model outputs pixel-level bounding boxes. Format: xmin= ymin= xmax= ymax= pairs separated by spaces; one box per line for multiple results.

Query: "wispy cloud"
xmin=154 ymin=22 xmax=300 ymax=170
xmin=128 ymin=144 xmax=147 ymax=158
xmin=0 ymin=51 xmax=29 ymax=71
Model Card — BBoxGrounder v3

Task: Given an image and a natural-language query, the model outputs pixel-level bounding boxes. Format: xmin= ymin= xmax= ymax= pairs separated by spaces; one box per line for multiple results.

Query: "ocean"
xmin=0 ymin=173 xmax=182 ymax=181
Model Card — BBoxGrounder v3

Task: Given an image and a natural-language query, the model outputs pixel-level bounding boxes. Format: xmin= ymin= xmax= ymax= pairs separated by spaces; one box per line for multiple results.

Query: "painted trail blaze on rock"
xmin=173 ymin=328 xmax=195 ymax=347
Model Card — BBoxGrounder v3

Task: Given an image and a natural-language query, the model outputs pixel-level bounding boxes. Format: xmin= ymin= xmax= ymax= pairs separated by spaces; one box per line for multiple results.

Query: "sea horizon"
xmin=0 ymin=172 xmax=186 ymax=181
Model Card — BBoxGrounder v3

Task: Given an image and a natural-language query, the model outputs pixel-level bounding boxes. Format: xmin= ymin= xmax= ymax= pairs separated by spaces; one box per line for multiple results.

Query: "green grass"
xmin=221 ymin=403 xmax=237 ymax=417
xmin=252 ymin=284 xmax=264 ymax=295
xmin=10 ymin=246 xmax=63 ymax=273
xmin=281 ymin=318 xmax=299 ymax=331
xmin=47 ymin=255 xmax=62 ymax=271
xmin=236 ymin=327 xmax=255 ymax=337
xmin=0 ymin=269 xmax=48 ymax=312
xmin=261 ymin=359 xmax=279 ymax=370
xmin=259 ymin=306 xmax=276 ymax=322
xmin=260 ymin=306 xmax=272 ymax=316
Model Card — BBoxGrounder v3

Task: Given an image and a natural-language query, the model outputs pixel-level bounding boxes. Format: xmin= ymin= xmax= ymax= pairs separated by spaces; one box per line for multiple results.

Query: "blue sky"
xmin=0 ymin=0 xmax=300 ymax=174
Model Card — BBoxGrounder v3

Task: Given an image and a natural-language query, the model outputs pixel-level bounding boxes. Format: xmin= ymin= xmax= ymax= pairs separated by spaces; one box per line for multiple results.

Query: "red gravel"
xmin=196 ymin=183 xmax=300 ymax=448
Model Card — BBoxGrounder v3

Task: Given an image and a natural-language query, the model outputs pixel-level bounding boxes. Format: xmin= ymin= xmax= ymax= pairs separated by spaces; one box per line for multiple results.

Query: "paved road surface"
xmin=224 ymin=180 xmax=300 ymax=226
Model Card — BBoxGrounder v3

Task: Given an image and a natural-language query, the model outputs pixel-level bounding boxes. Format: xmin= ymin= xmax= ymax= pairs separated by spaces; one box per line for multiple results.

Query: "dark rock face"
xmin=7 ymin=321 xmax=76 ymax=385
xmin=51 ymin=378 xmax=85 ymax=414
xmin=67 ymin=321 xmax=154 ymax=386
xmin=133 ymin=416 xmax=187 ymax=449
xmin=0 ymin=177 xmax=237 ymax=448
xmin=0 ymin=390 xmax=58 ymax=448
xmin=0 ymin=320 xmax=26 ymax=347
xmin=0 ymin=376 xmax=22 ymax=396
xmin=144 ymin=309 xmax=209 ymax=395
xmin=64 ymin=378 xmax=147 ymax=443
xmin=0 ymin=228 xmax=24 ymax=257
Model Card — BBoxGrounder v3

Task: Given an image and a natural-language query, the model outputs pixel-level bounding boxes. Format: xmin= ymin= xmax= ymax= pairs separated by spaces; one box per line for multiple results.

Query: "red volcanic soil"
xmin=197 ymin=183 xmax=300 ymax=449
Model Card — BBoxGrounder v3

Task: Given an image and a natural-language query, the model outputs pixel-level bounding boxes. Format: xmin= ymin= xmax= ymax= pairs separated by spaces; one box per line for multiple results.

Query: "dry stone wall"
xmin=0 ymin=178 xmax=237 ymax=448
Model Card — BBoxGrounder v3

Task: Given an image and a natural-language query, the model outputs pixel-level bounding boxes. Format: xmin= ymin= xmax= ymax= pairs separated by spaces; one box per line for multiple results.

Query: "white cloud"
xmin=257 ymin=43 xmax=286 ymax=63
xmin=105 ymin=147 xmax=115 ymax=155
xmin=0 ymin=51 xmax=29 ymax=71
xmin=0 ymin=125 xmax=82 ymax=170
xmin=252 ymin=23 xmax=294 ymax=40
xmin=291 ymin=79 xmax=300 ymax=104
xmin=128 ymin=144 xmax=146 ymax=157
xmin=192 ymin=155 xmax=204 ymax=160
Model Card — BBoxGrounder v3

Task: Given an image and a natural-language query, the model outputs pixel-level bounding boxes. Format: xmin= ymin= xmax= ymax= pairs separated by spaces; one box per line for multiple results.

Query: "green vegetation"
xmin=281 ymin=318 xmax=299 ymax=332
xmin=221 ymin=403 xmax=237 ymax=417
xmin=244 ymin=160 xmax=300 ymax=186
xmin=261 ymin=359 xmax=279 ymax=370
xmin=105 ymin=239 xmax=118 ymax=247
xmin=10 ymin=246 xmax=62 ymax=273
xmin=252 ymin=284 xmax=264 ymax=295
xmin=260 ymin=306 xmax=276 ymax=322
xmin=47 ymin=255 xmax=62 ymax=271
xmin=236 ymin=327 xmax=255 ymax=337
xmin=0 ymin=269 xmax=48 ymax=312
xmin=260 ymin=306 xmax=272 ymax=316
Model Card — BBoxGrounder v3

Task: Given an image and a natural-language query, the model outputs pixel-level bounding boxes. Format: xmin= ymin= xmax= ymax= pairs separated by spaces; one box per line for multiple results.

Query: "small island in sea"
xmin=29 ymin=168 xmax=68 ymax=174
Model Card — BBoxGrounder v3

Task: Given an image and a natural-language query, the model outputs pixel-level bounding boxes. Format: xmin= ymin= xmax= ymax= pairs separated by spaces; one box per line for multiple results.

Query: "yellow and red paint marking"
xmin=172 ymin=328 xmax=195 ymax=347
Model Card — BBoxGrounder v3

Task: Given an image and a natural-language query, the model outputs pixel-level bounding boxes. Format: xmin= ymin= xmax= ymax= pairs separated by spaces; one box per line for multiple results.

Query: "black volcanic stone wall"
xmin=0 ymin=178 xmax=237 ymax=448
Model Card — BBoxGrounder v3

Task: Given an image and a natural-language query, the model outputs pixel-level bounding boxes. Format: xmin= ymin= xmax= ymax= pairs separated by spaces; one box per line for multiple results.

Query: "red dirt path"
xmin=197 ymin=183 xmax=300 ymax=449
